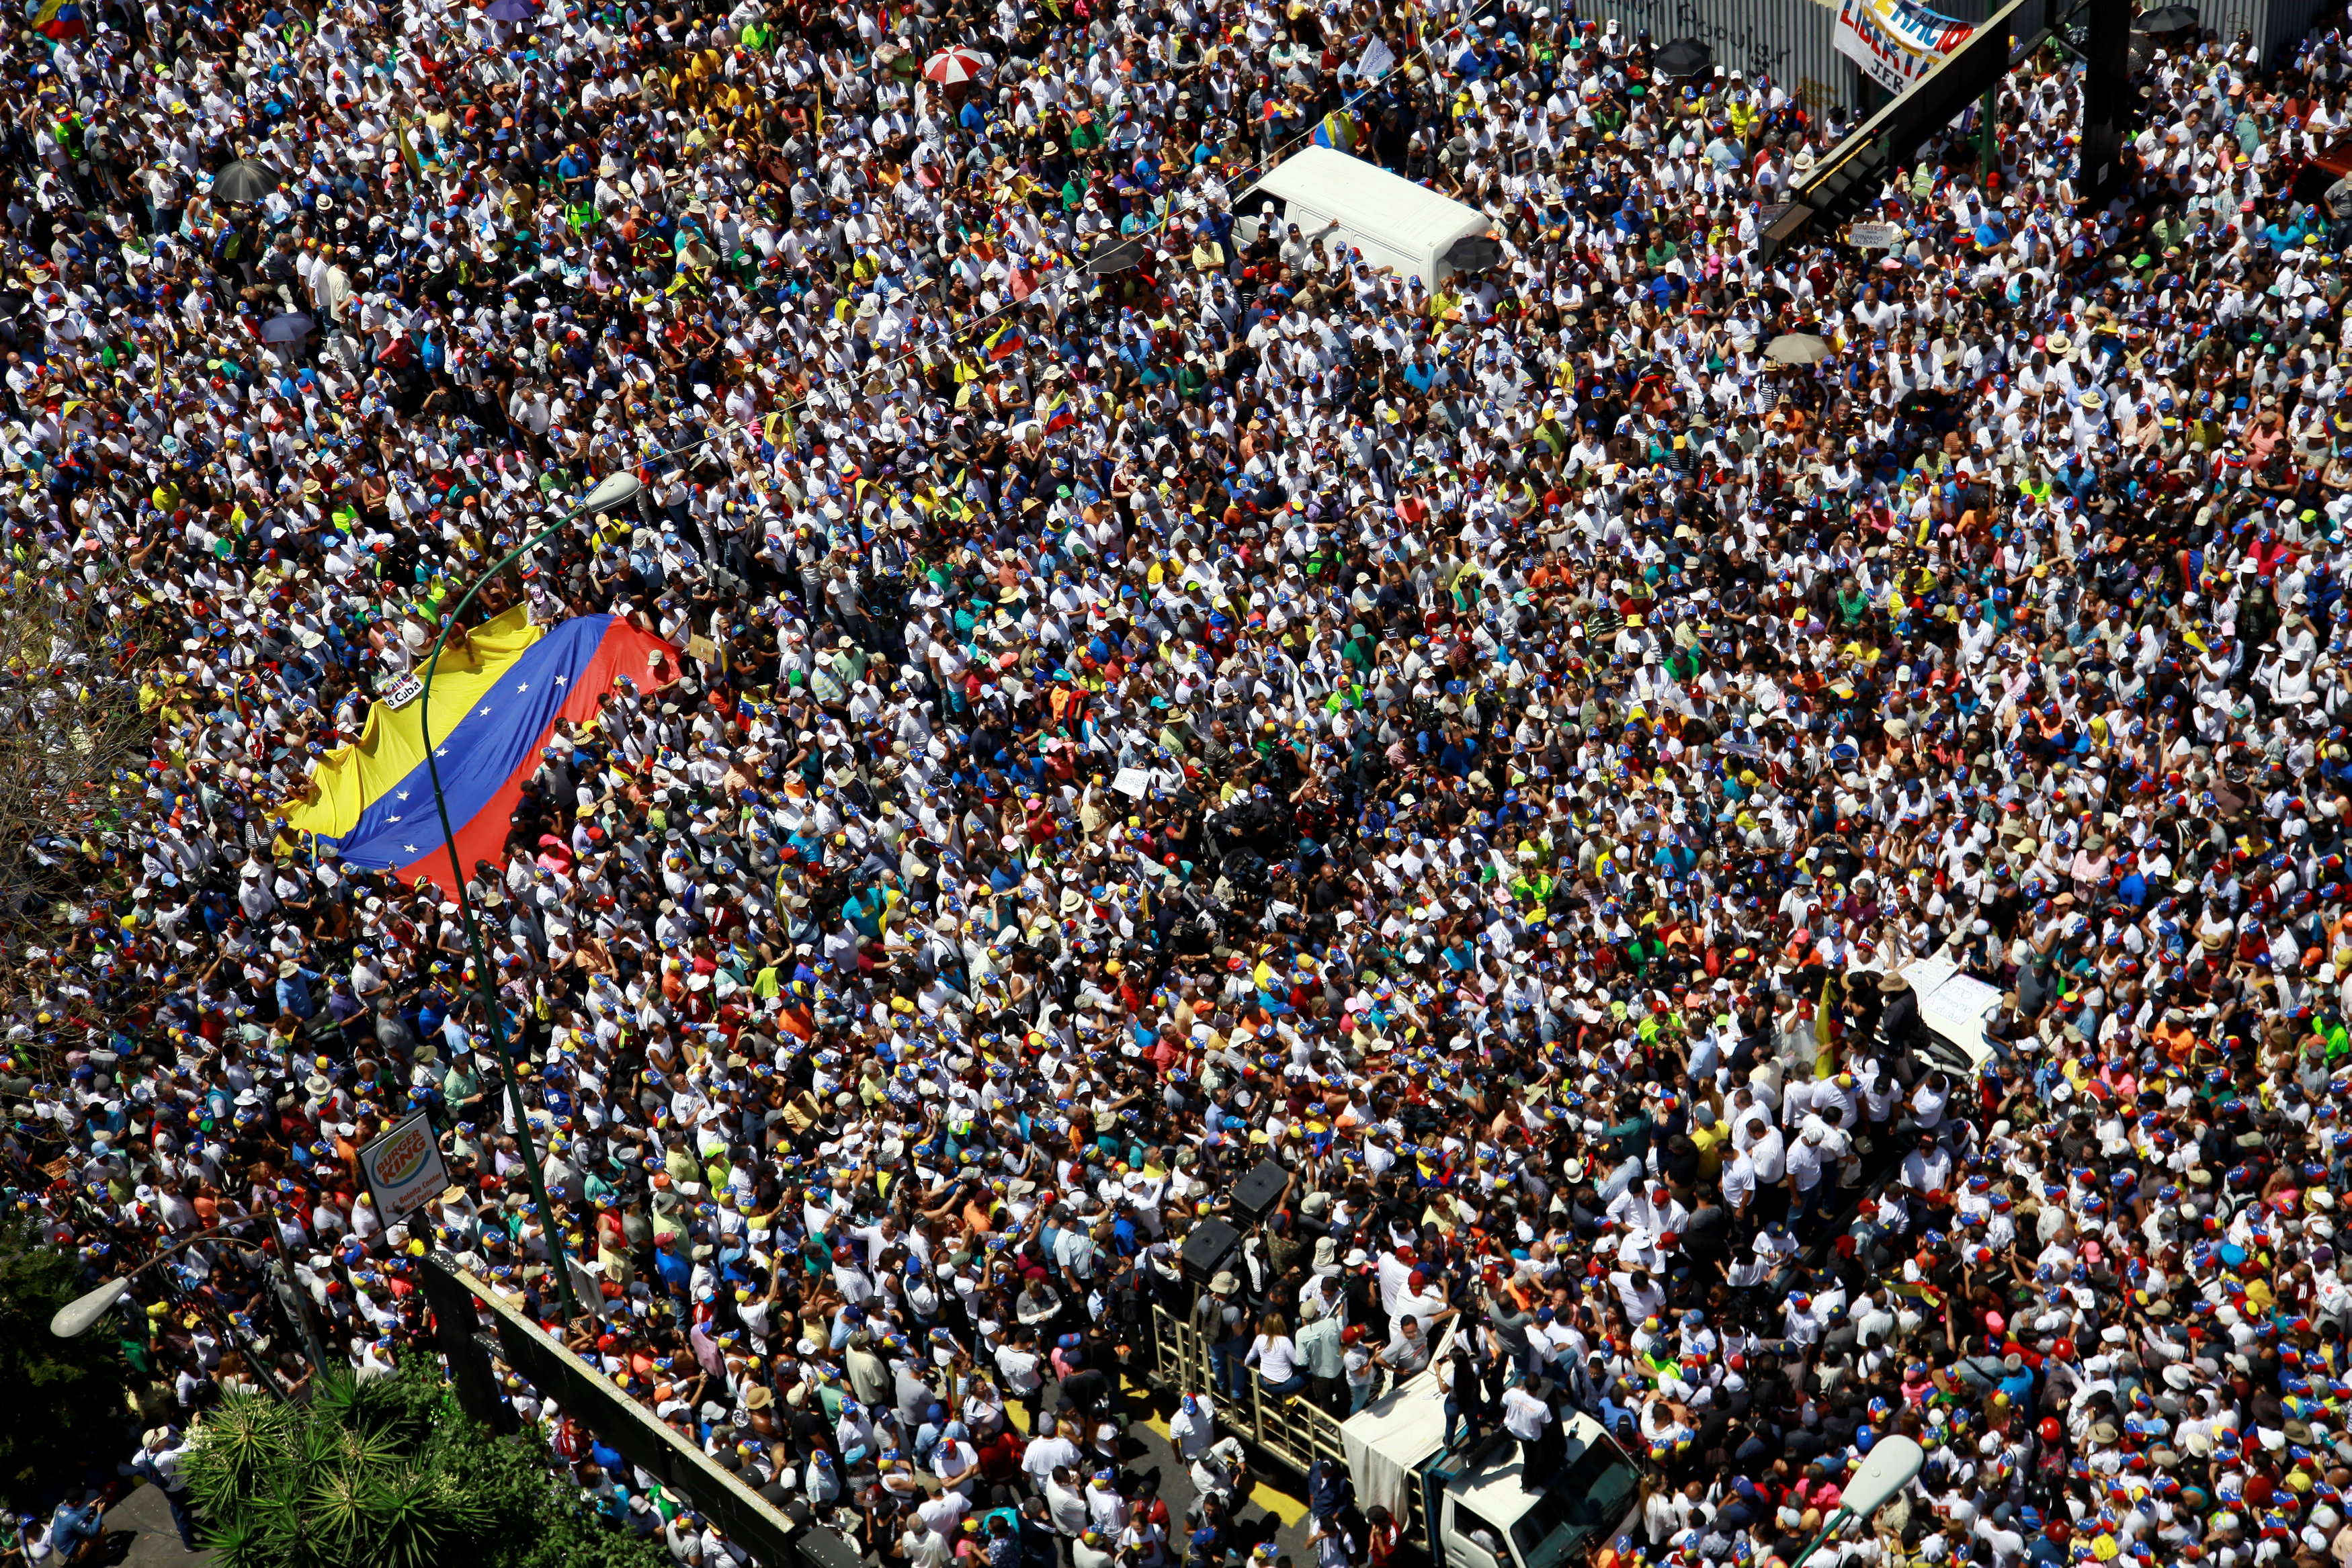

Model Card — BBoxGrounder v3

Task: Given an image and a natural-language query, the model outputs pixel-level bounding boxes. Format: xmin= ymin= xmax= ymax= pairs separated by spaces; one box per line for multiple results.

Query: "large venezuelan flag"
xmin=30 ymin=0 xmax=85 ymax=38
xmin=283 ymin=608 xmax=677 ymax=889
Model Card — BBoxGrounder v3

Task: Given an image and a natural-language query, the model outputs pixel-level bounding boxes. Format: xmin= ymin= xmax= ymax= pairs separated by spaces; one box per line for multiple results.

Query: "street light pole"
xmin=415 ymin=468 xmax=648 ymax=1325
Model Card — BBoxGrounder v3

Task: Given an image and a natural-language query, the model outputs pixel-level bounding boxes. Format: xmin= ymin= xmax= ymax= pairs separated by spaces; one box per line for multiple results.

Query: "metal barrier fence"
xmin=419 ymin=1254 xmax=851 ymax=1568
xmin=1140 ymin=1304 xmax=1431 ymax=1552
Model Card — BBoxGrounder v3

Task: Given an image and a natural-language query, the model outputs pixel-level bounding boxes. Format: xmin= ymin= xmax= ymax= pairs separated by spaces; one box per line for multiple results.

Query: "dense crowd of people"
xmin=11 ymin=0 xmax=2352 ymax=1566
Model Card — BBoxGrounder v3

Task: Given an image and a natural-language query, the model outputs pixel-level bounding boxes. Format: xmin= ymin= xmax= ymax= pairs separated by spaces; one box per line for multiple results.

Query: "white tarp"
xmin=1339 ymin=1375 xmax=1447 ymax=1519
xmin=1337 ymin=1321 xmax=1458 ymax=1517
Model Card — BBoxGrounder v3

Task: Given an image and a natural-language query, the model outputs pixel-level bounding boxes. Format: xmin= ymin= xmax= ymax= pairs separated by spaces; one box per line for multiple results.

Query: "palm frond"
xmin=362 ymin=1466 xmax=478 ymax=1568
xmin=183 ymin=1394 xmax=296 ymax=1518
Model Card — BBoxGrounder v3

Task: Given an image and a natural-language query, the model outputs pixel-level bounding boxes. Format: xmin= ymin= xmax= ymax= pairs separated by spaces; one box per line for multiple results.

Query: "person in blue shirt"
xmin=276 ymin=959 xmax=321 ymax=1021
xmin=1437 ymin=725 xmax=1478 ymax=777
xmin=48 ymin=1493 xmax=106 ymax=1563
xmin=554 ymin=142 xmax=590 ymax=198
xmin=843 ymin=884 xmax=892 ymax=940
xmin=1653 ymin=838 xmax=1697 ymax=879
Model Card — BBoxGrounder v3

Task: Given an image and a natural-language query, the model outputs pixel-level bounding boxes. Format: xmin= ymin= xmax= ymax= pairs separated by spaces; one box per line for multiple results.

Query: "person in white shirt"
xmin=1500 ymin=1379 xmax=1556 ymax=1483
xmin=1021 ymin=1419 xmax=1082 ymax=1489
xmin=1042 ymin=1469 xmax=1090 ymax=1540
xmin=1168 ymin=1392 xmax=1216 ymax=1461
xmin=996 ymin=1331 xmax=1046 ymax=1425
xmin=931 ymin=1423 xmax=980 ymax=1499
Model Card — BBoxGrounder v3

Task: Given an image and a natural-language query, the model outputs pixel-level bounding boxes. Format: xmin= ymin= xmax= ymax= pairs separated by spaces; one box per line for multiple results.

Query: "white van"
xmin=1237 ymin=145 xmax=1500 ymax=289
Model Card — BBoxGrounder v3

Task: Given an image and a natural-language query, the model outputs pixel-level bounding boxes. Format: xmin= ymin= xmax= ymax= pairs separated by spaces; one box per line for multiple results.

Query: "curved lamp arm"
xmin=50 ymin=1223 xmax=267 ymax=1339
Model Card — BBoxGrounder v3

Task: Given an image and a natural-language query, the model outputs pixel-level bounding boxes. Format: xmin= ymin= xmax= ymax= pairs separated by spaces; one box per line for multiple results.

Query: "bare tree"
xmin=0 ymin=571 xmax=162 ymax=924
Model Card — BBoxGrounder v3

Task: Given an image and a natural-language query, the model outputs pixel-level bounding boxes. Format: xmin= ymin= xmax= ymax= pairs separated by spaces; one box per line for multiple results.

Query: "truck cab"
xmin=1430 ymin=1424 xmax=1644 ymax=1568
xmin=1345 ymin=1387 xmax=1643 ymax=1568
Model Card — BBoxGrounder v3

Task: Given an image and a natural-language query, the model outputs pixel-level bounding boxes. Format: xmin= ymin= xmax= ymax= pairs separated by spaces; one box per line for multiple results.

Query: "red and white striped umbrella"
xmin=923 ymin=45 xmax=989 ymax=85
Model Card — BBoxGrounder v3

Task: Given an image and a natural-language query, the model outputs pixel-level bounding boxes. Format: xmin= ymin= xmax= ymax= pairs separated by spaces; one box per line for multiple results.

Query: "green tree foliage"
xmin=183 ymin=1359 xmax=668 ymax=1568
xmin=0 ymin=1217 xmax=130 ymax=1510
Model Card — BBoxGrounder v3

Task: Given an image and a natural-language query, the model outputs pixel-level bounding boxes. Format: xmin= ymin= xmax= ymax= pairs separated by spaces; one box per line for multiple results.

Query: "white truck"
xmin=1895 ymin=956 xmax=2003 ymax=1076
xmin=1146 ymin=1307 xmax=1644 ymax=1568
xmin=1343 ymin=1394 xmax=1644 ymax=1568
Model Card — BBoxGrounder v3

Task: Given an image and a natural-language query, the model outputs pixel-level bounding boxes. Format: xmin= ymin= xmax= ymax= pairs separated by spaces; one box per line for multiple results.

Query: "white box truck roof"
xmin=1247 ymin=145 xmax=1497 ymax=288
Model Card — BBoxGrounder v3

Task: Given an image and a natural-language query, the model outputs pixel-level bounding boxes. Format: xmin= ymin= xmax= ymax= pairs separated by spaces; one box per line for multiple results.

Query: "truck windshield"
xmin=1507 ymin=1438 xmax=1639 ymax=1568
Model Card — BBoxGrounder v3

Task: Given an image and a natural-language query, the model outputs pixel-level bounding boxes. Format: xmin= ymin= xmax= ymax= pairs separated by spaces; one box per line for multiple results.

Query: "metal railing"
xmin=1142 ymin=1305 xmax=1431 ymax=1551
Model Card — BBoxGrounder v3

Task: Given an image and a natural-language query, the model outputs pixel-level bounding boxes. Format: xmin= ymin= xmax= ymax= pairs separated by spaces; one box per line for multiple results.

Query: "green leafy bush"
xmin=183 ymin=1360 xmax=668 ymax=1568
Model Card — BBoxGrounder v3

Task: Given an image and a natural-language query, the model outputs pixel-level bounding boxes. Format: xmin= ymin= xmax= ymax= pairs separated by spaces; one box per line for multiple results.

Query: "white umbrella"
xmin=923 ymin=46 xmax=989 ymax=85
xmin=1765 ymin=332 xmax=1834 ymax=365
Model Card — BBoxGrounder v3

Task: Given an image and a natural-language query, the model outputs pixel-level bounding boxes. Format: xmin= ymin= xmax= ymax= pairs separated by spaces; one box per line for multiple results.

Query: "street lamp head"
xmin=581 ymin=471 xmax=644 ymax=515
xmin=50 ymin=1280 xmax=130 ymax=1340
xmin=1842 ymin=1434 xmax=1926 ymax=1519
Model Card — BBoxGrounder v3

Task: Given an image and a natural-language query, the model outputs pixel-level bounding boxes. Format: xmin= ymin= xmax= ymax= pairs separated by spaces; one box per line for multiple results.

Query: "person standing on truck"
xmin=1199 ymin=1271 xmax=1251 ymax=1401
xmin=1878 ymin=968 xmax=1925 ymax=1053
xmin=1343 ymin=1327 xmax=1379 ymax=1413
xmin=1437 ymin=1334 xmax=1490 ymax=1449
xmin=1484 ymin=1285 xmax=1540 ymax=1381
xmin=1296 ymin=1299 xmax=1347 ymax=1416
xmin=1376 ymin=1313 xmax=1435 ymax=1393
xmin=1500 ymin=1377 xmax=1558 ymax=1485
xmin=1374 ymin=1243 xmax=1418 ymax=1340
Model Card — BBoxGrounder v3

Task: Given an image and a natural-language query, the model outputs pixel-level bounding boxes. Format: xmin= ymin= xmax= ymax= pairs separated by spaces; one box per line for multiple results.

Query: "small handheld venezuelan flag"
xmin=982 ymin=319 xmax=1025 ymax=361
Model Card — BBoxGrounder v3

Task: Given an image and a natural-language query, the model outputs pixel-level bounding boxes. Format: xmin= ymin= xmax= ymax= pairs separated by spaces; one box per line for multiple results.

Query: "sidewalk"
xmin=101 ymin=1483 xmax=212 ymax=1568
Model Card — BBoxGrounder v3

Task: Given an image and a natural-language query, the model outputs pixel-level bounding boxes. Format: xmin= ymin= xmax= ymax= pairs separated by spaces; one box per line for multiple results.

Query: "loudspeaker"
xmin=1231 ymin=1157 xmax=1290 ymax=1226
xmin=1180 ymin=1217 xmax=1243 ymax=1286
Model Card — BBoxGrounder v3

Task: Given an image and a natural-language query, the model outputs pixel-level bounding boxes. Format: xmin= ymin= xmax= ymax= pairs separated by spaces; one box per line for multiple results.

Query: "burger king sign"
xmin=360 ymin=1111 xmax=451 ymax=1223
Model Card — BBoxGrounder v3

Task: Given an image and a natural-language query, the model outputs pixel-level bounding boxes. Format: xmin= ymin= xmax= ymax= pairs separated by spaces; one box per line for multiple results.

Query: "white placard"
xmin=358 ymin=1111 xmax=451 ymax=1224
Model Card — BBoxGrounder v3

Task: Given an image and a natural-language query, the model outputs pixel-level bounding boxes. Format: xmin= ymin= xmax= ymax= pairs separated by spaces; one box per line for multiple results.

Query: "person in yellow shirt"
xmin=1687 ymin=1104 xmax=1728 ymax=1178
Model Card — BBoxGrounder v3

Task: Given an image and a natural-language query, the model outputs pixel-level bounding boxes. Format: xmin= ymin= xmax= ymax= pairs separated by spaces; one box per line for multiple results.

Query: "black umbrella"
xmin=1085 ymin=236 xmax=1146 ymax=276
xmin=485 ymin=0 xmax=538 ymax=19
xmin=260 ymin=312 xmax=315 ymax=344
xmin=2134 ymin=4 xmax=2197 ymax=32
xmin=1443 ymin=234 xmax=1504 ymax=273
xmin=1652 ymin=37 xmax=1712 ymax=78
xmin=210 ymin=159 xmax=276 ymax=204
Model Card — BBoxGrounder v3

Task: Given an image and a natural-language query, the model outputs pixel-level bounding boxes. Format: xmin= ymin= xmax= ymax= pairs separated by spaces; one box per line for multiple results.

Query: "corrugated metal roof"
xmin=1569 ymin=0 xmax=1860 ymax=110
